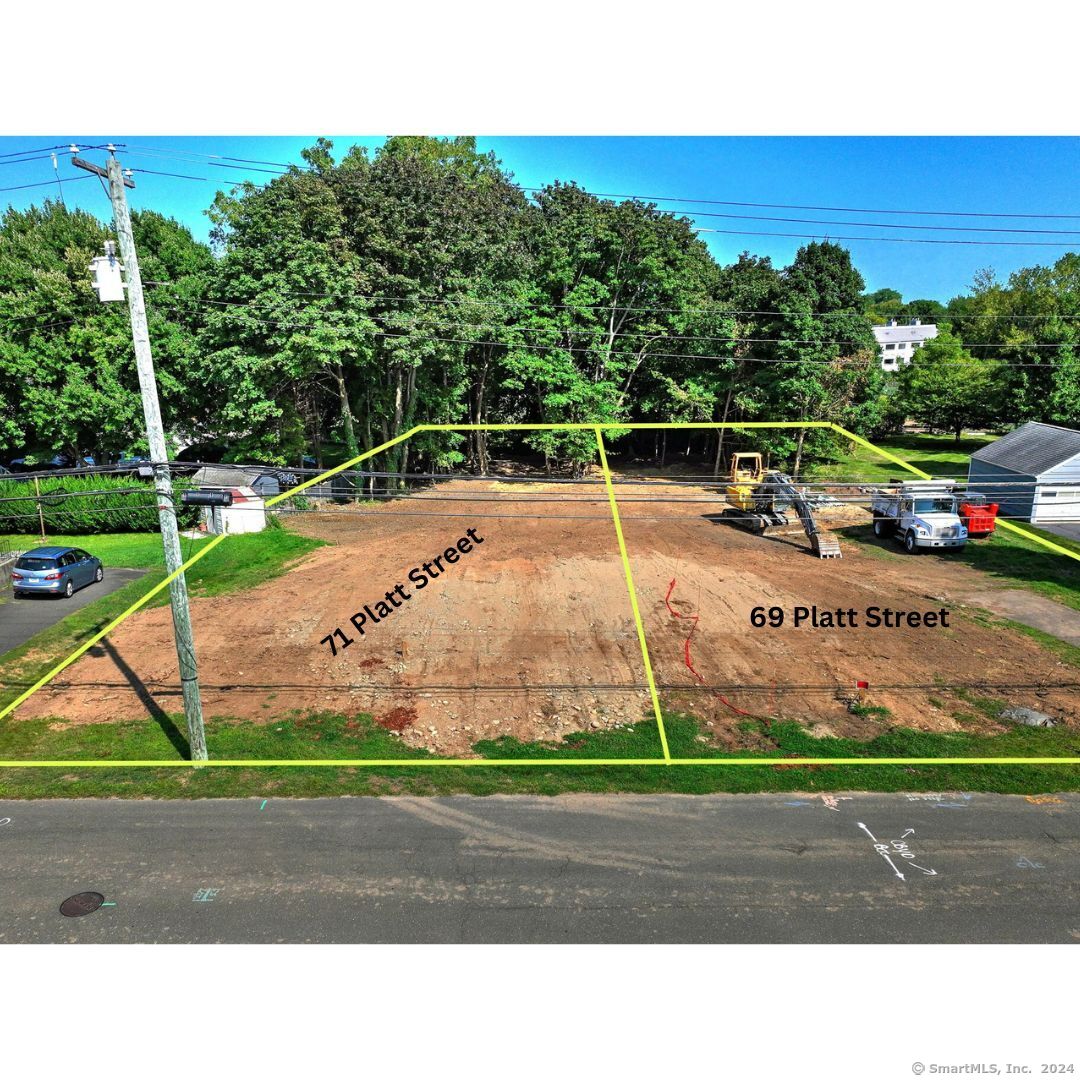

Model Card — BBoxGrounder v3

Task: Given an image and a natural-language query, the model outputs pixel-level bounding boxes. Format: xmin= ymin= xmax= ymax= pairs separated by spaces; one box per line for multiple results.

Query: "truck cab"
xmin=871 ymin=483 xmax=968 ymax=553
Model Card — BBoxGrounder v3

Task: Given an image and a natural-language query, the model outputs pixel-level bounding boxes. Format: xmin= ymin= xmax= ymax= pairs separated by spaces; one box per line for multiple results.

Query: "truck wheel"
xmin=873 ymin=517 xmax=893 ymax=539
xmin=904 ymin=530 xmax=919 ymax=554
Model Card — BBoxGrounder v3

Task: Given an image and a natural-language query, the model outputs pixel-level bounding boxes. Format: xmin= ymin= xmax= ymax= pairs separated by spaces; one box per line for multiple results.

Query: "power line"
xmin=126 ymin=144 xmax=311 ymax=171
xmin=115 ymin=147 xmax=1080 ymax=244
xmin=0 ymin=143 xmax=75 ymax=160
xmin=123 ymin=148 xmax=291 ymax=176
xmin=0 ymin=153 xmax=61 ymax=168
xmin=118 ymin=145 xmax=1080 ymax=223
xmin=133 ymin=167 xmax=213 ymax=182
xmin=522 ymin=186 xmax=1080 ymax=221
xmin=140 ymin=278 xmax=1080 ymax=320
xmin=146 ymin=292 xmax=1079 ymax=366
xmin=0 ymin=174 xmax=94 ymax=194
xmin=695 ymin=227 xmax=1080 ymax=248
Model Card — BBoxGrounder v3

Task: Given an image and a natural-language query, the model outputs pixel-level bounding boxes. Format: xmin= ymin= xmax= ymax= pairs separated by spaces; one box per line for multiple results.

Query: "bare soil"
xmin=12 ymin=474 xmax=1079 ymax=755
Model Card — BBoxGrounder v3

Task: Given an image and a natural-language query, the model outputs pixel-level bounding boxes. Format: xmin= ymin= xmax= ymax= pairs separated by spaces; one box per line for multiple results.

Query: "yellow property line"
xmin=2 ymin=421 xmax=1077 ymax=767
xmin=595 ymin=427 xmax=671 ymax=761
xmin=830 ymin=423 xmax=1080 ymax=565
xmin=0 ymin=533 xmax=229 ymax=723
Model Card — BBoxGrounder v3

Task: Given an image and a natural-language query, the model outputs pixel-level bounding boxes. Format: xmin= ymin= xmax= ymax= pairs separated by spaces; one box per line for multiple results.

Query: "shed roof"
xmin=192 ymin=465 xmax=264 ymax=488
xmin=970 ymin=422 xmax=1080 ymax=476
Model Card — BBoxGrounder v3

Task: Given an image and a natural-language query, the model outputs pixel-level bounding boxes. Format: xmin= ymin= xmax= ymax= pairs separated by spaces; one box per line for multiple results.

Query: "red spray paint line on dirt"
xmin=664 ymin=578 xmax=757 ymax=720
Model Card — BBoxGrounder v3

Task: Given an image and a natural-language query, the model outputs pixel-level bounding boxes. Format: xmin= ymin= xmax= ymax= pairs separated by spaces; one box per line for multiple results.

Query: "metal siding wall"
xmin=968 ymin=460 xmax=1036 ymax=520
xmin=1034 ymin=451 xmax=1080 ymax=521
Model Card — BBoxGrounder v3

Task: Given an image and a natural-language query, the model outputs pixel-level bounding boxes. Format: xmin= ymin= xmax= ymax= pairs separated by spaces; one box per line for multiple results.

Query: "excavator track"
xmin=719 ymin=471 xmax=842 ymax=560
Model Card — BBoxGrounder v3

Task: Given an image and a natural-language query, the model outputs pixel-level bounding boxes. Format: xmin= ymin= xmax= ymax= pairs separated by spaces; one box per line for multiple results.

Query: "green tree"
xmin=898 ymin=329 xmax=1002 ymax=439
xmin=511 ymin=184 xmax=729 ymax=471
xmin=758 ymin=242 xmax=881 ymax=474
xmin=0 ymin=201 xmax=211 ymax=462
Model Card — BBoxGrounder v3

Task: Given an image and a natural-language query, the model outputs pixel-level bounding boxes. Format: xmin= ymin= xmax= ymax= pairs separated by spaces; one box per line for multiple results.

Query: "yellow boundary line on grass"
xmin=595 ymin=427 xmax=671 ymax=761
xmin=0 ymin=533 xmax=229 ymax=723
xmin=837 ymin=426 xmax=1080 ymax=562
xmin=1 ymin=421 xmax=1078 ymax=768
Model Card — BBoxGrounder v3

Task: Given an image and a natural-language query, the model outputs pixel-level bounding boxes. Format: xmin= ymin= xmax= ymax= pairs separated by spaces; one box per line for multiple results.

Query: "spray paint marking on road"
xmin=821 ymin=795 xmax=853 ymax=812
xmin=259 ymin=800 xmax=267 ymax=811
xmin=905 ymin=793 xmax=973 ymax=809
xmin=1016 ymin=857 xmax=1045 ymax=869
xmin=100 ymin=901 xmax=117 ymax=907
xmin=0 ymin=817 xmax=10 ymax=826
xmin=858 ymin=822 xmax=938 ymax=882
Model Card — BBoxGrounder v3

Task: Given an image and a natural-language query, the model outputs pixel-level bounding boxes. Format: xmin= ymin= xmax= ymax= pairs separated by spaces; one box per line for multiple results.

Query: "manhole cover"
xmin=59 ymin=891 xmax=105 ymax=918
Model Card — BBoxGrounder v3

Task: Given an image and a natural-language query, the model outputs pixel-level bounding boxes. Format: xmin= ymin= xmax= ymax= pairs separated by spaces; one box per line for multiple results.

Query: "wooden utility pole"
xmin=73 ymin=150 xmax=208 ymax=760
xmin=32 ymin=476 xmax=46 ymax=541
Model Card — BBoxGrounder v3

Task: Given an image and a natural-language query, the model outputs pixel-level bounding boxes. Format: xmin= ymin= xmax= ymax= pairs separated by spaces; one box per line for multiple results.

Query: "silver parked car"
xmin=11 ymin=546 xmax=104 ymax=599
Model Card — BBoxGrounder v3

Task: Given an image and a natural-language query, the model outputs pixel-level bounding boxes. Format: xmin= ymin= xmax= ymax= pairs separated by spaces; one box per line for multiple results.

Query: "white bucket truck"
xmin=870 ymin=481 xmax=968 ymax=554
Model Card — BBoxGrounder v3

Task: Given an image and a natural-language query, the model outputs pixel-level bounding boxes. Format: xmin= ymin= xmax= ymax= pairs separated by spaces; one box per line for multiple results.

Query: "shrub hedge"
xmin=0 ymin=475 xmax=198 ymax=534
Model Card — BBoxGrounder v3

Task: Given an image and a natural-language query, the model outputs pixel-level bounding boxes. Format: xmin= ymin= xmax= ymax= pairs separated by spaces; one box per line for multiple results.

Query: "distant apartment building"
xmin=872 ymin=318 xmax=939 ymax=372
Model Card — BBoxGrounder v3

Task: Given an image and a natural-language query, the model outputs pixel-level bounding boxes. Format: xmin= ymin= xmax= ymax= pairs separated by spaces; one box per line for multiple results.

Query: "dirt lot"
xmin=11 ymin=473 xmax=1079 ymax=755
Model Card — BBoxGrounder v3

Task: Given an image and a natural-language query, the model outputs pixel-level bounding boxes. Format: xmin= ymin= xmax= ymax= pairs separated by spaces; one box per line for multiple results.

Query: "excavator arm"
xmin=761 ymin=472 xmax=842 ymax=559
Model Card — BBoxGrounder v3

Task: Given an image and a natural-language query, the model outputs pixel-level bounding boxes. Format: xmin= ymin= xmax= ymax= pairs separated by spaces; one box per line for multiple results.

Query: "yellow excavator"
xmin=721 ymin=452 xmax=842 ymax=559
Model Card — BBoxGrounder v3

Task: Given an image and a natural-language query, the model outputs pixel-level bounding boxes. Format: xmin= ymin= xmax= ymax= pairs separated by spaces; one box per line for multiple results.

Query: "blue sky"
xmin=2 ymin=136 xmax=1078 ymax=301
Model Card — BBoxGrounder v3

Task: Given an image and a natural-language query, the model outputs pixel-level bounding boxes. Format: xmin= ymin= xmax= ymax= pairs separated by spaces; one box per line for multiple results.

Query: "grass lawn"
xmin=0 ymin=708 xmax=1077 ymax=798
xmin=2 ymin=466 xmax=1078 ymax=799
xmin=0 ymin=525 xmax=324 ymax=717
xmin=1 ymin=531 xmax=200 ymax=569
xmin=809 ymin=432 xmax=997 ymax=483
xmin=840 ymin=516 xmax=1080 ymax=613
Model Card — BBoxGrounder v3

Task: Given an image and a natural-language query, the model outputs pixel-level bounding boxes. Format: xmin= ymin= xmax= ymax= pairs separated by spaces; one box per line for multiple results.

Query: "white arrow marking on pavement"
xmin=907 ymin=863 xmax=938 ymax=876
xmin=900 ymin=828 xmax=915 ymax=839
xmin=880 ymin=852 xmax=905 ymax=880
xmin=857 ymin=822 xmax=878 ymax=842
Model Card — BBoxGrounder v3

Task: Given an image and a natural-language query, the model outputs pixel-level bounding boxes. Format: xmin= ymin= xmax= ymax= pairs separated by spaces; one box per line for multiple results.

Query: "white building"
xmin=201 ymin=486 xmax=267 ymax=535
xmin=872 ymin=318 xmax=939 ymax=372
xmin=968 ymin=422 xmax=1080 ymax=525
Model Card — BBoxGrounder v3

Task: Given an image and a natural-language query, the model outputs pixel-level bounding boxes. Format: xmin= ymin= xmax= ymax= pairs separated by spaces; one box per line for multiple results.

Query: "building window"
xmin=885 ymin=343 xmax=895 ymax=351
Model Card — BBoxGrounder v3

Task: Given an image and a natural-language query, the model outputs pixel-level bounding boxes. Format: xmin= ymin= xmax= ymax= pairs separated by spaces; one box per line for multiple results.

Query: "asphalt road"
xmin=0 ymin=792 xmax=1077 ymax=943
xmin=0 ymin=569 xmax=146 ymax=655
xmin=1042 ymin=522 xmax=1080 ymax=544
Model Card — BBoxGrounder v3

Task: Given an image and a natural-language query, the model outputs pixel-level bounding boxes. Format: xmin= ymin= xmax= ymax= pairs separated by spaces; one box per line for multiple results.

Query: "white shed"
xmin=201 ymin=486 xmax=266 ymax=535
xmin=967 ymin=422 xmax=1080 ymax=524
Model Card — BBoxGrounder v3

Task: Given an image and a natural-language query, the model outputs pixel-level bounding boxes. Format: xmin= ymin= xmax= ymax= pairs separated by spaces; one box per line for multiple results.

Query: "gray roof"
xmin=971 ymin=422 xmax=1080 ymax=476
xmin=191 ymin=465 xmax=263 ymax=488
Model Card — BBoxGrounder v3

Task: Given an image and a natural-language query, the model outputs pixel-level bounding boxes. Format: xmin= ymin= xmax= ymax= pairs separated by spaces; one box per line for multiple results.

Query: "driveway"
xmin=1040 ymin=522 xmax=1080 ymax=544
xmin=0 ymin=569 xmax=147 ymax=656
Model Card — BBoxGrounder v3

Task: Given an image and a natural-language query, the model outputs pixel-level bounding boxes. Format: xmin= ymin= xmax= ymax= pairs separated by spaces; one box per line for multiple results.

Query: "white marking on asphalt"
xmin=906 ymin=862 xmax=938 ymax=876
xmin=1016 ymin=857 xmax=1045 ymax=869
xmin=858 ymin=822 xmax=939 ymax=881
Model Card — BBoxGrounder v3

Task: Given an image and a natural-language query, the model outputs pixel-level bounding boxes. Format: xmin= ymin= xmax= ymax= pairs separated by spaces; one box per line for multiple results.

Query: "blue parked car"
xmin=11 ymin=546 xmax=103 ymax=599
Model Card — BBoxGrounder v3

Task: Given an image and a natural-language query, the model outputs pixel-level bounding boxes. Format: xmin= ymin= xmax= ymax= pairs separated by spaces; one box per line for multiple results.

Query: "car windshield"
xmin=913 ymin=498 xmax=955 ymax=514
xmin=15 ymin=556 xmax=58 ymax=570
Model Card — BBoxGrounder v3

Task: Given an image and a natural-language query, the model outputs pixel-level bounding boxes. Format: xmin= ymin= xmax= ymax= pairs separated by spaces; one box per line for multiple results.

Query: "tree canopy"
xmin=3 ymin=137 xmax=1076 ymax=474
